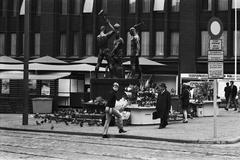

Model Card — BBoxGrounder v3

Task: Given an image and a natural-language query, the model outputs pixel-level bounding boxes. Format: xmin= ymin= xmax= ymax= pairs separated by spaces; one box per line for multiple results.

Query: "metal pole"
xmin=22 ymin=0 xmax=30 ymax=125
xmin=234 ymin=0 xmax=237 ymax=80
xmin=213 ymin=79 xmax=217 ymax=138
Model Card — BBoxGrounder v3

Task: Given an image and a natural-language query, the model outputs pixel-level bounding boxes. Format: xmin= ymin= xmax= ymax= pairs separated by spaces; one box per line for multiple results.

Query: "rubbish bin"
xmin=32 ymin=97 xmax=53 ymax=113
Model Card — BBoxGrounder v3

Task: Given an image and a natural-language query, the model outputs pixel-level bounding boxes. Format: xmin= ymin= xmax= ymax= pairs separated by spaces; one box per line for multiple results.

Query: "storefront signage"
xmin=208 ymin=62 xmax=224 ymax=79
xmin=209 ymin=39 xmax=222 ymax=50
xmin=208 ymin=51 xmax=224 ymax=61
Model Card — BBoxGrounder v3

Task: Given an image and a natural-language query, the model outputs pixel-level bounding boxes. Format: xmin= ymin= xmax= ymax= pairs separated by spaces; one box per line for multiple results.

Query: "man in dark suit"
xmin=156 ymin=83 xmax=171 ymax=129
xmin=226 ymin=81 xmax=238 ymax=111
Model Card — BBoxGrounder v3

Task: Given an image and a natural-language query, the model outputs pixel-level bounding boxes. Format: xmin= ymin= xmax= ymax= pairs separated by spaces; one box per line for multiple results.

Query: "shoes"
xmin=119 ymin=129 xmax=127 ymax=133
xmin=183 ymin=120 xmax=188 ymax=123
xmin=234 ymin=108 xmax=237 ymax=111
xmin=225 ymin=107 xmax=229 ymax=111
xmin=158 ymin=126 xmax=166 ymax=129
xmin=102 ymin=134 xmax=109 ymax=138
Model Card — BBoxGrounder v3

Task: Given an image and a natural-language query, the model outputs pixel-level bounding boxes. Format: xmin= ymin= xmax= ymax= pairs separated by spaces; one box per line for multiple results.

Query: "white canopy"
xmin=123 ymin=57 xmax=166 ymax=66
xmin=71 ymin=56 xmax=107 ymax=64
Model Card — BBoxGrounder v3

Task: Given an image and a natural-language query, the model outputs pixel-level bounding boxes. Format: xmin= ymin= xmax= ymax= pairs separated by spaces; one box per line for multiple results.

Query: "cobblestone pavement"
xmin=0 ymin=130 xmax=240 ymax=160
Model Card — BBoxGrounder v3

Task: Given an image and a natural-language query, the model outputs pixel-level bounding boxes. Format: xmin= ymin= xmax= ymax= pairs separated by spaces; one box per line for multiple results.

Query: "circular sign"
xmin=208 ymin=17 xmax=223 ymax=39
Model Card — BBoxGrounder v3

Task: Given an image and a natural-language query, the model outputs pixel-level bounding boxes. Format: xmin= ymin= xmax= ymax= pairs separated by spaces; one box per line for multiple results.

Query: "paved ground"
xmin=1 ymin=130 xmax=240 ymax=160
xmin=0 ymin=108 xmax=240 ymax=144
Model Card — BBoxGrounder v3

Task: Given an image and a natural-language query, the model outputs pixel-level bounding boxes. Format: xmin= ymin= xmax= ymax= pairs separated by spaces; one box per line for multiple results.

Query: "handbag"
xmin=152 ymin=111 xmax=160 ymax=120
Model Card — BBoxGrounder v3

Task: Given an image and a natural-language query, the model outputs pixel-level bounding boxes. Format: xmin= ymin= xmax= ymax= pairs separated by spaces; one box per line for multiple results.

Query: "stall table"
xmin=125 ymin=104 xmax=159 ymax=125
xmin=190 ymin=100 xmax=220 ymax=117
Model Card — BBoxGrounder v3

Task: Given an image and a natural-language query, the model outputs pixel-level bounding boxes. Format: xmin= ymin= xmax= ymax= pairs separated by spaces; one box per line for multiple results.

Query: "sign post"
xmin=208 ymin=17 xmax=224 ymax=138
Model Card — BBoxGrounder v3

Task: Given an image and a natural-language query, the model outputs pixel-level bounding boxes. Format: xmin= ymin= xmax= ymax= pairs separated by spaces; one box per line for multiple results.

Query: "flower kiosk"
xmin=125 ymin=84 xmax=160 ymax=125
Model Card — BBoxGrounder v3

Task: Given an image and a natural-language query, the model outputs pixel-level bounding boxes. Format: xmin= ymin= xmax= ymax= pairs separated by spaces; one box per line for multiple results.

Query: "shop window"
xmin=141 ymin=32 xmax=149 ymax=56
xmin=233 ymin=31 xmax=240 ymax=56
xmin=171 ymin=0 xmax=180 ymax=12
xmin=232 ymin=0 xmax=240 ymax=9
xmin=34 ymin=33 xmax=40 ymax=56
xmin=201 ymin=31 xmax=210 ymax=56
xmin=154 ymin=0 xmax=165 ymax=11
xmin=70 ymin=79 xmax=84 ymax=92
xmin=1 ymin=79 xmax=9 ymax=94
xmin=102 ymin=0 xmax=107 ymax=13
xmin=155 ymin=32 xmax=164 ymax=56
xmin=83 ymin=0 xmax=94 ymax=13
xmin=41 ymin=80 xmax=50 ymax=96
xmin=127 ymin=32 xmax=131 ymax=56
xmin=129 ymin=0 xmax=136 ymax=13
xmin=202 ymin=0 xmax=212 ymax=11
xmin=60 ymin=33 xmax=66 ymax=56
xmin=142 ymin=0 xmax=150 ymax=13
xmin=218 ymin=0 xmax=228 ymax=11
xmin=10 ymin=33 xmax=16 ymax=56
xmin=170 ymin=32 xmax=179 ymax=56
xmin=58 ymin=79 xmax=70 ymax=97
xmin=73 ymin=0 xmax=81 ymax=15
xmin=85 ymin=33 xmax=93 ymax=56
xmin=0 ymin=33 xmax=5 ymax=55
xmin=36 ymin=0 xmax=41 ymax=16
xmin=29 ymin=80 xmax=38 ymax=95
xmin=73 ymin=32 xmax=79 ymax=56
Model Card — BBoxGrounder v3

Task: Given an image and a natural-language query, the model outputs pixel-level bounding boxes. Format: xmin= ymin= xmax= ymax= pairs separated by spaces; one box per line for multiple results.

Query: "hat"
xmin=129 ymin=27 xmax=136 ymax=32
xmin=113 ymin=82 xmax=119 ymax=87
xmin=114 ymin=23 xmax=120 ymax=29
xmin=159 ymin=83 xmax=166 ymax=89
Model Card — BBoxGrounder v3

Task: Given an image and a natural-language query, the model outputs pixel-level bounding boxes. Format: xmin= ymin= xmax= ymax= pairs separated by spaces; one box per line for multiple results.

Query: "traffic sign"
xmin=209 ymin=39 xmax=222 ymax=50
xmin=208 ymin=62 xmax=224 ymax=79
xmin=208 ymin=17 xmax=223 ymax=39
xmin=208 ymin=51 xmax=224 ymax=61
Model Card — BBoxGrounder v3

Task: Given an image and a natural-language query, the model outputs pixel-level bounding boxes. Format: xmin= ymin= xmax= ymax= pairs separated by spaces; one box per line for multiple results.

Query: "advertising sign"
xmin=208 ymin=62 xmax=224 ymax=79
xmin=209 ymin=39 xmax=222 ymax=50
xmin=208 ymin=51 xmax=224 ymax=61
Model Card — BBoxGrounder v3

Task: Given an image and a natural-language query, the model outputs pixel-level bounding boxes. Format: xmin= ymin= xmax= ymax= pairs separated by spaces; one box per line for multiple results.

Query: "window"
xmin=102 ymin=0 xmax=107 ymax=13
xmin=141 ymin=32 xmax=149 ymax=56
xmin=201 ymin=31 xmax=210 ymax=56
xmin=12 ymin=0 xmax=17 ymax=16
xmin=220 ymin=31 xmax=227 ymax=56
xmin=129 ymin=0 xmax=136 ymax=13
xmin=58 ymin=79 xmax=70 ymax=96
xmin=156 ymin=32 xmax=164 ymax=56
xmin=73 ymin=32 xmax=79 ymax=56
xmin=36 ymin=0 xmax=41 ymax=15
xmin=0 ymin=34 xmax=5 ymax=55
xmin=61 ymin=0 xmax=68 ymax=15
xmin=170 ymin=32 xmax=179 ymax=56
xmin=154 ymin=0 xmax=165 ymax=11
xmin=1 ymin=79 xmax=10 ymax=94
xmin=127 ymin=32 xmax=131 ymax=56
xmin=233 ymin=31 xmax=240 ymax=56
xmin=83 ymin=0 xmax=94 ymax=13
xmin=34 ymin=33 xmax=40 ymax=56
xmin=171 ymin=0 xmax=180 ymax=12
xmin=232 ymin=0 xmax=240 ymax=9
xmin=74 ymin=0 xmax=81 ymax=15
xmin=218 ymin=0 xmax=228 ymax=11
xmin=202 ymin=0 xmax=212 ymax=11
xmin=0 ymin=0 xmax=3 ymax=16
xmin=86 ymin=33 xmax=93 ymax=56
xmin=10 ymin=34 xmax=16 ymax=56
xmin=60 ymin=33 xmax=66 ymax=56
xmin=21 ymin=33 xmax=25 ymax=56
xmin=142 ymin=0 xmax=150 ymax=13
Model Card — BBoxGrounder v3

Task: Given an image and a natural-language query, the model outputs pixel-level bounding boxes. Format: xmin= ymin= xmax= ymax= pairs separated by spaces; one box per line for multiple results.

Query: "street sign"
xmin=209 ymin=39 xmax=222 ymax=50
xmin=208 ymin=62 xmax=224 ymax=79
xmin=208 ymin=17 xmax=223 ymax=39
xmin=208 ymin=51 xmax=224 ymax=61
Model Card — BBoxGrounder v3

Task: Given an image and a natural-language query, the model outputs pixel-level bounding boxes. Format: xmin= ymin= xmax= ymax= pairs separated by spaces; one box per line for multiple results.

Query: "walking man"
xmin=102 ymin=82 xmax=127 ymax=138
xmin=156 ymin=83 xmax=171 ymax=129
xmin=226 ymin=81 xmax=238 ymax=111
xmin=224 ymin=82 xmax=231 ymax=109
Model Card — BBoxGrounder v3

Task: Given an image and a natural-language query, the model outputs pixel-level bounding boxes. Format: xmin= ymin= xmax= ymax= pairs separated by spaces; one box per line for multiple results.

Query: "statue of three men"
xmin=95 ymin=10 xmax=142 ymax=79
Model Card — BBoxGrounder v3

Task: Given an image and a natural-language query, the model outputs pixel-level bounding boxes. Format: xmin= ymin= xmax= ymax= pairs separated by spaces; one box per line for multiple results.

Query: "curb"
xmin=1 ymin=127 xmax=240 ymax=144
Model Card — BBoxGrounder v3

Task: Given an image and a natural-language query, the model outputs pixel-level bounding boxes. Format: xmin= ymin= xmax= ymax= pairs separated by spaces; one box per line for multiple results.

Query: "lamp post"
xmin=22 ymin=0 xmax=30 ymax=125
xmin=234 ymin=0 xmax=237 ymax=80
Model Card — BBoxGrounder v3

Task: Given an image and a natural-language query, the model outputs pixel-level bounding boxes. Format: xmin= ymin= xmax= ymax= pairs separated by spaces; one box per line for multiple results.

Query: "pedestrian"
xmin=129 ymin=26 xmax=142 ymax=79
xmin=102 ymin=82 xmax=127 ymax=138
xmin=156 ymin=83 xmax=171 ymax=129
xmin=224 ymin=82 xmax=231 ymax=110
xmin=181 ymin=85 xmax=190 ymax=123
xmin=226 ymin=81 xmax=238 ymax=111
xmin=237 ymin=86 xmax=240 ymax=112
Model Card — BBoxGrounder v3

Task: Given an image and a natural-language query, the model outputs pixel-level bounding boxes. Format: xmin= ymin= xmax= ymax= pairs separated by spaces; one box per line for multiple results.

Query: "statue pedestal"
xmin=90 ymin=78 xmax=139 ymax=100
